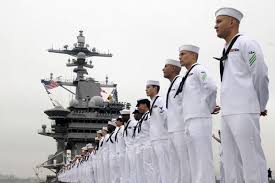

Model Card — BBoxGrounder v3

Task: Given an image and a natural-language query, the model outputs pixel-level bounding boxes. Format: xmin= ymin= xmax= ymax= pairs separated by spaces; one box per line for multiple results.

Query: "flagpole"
xmin=42 ymin=86 xmax=56 ymax=107
xmin=59 ymin=85 xmax=76 ymax=95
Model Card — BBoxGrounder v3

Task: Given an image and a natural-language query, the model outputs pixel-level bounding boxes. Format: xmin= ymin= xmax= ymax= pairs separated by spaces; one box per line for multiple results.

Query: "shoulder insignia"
xmin=249 ymin=52 xmax=256 ymax=66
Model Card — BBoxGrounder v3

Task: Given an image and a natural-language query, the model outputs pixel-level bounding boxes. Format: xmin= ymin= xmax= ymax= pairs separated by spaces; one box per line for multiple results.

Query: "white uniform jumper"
xmin=116 ymin=125 xmax=126 ymax=183
xmin=108 ymin=128 xmax=121 ymax=183
xmin=166 ymin=75 xmax=187 ymax=183
xmin=135 ymin=111 xmax=155 ymax=183
xmin=123 ymin=119 xmax=137 ymax=183
xmin=149 ymin=95 xmax=169 ymax=183
xmin=220 ymin=34 xmax=269 ymax=183
xmin=178 ymin=63 xmax=217 ymax=183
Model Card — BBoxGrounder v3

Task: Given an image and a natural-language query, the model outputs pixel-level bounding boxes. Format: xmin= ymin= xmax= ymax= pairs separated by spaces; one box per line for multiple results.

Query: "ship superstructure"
xmin=37 ymin=31 xmax=128 ymax=182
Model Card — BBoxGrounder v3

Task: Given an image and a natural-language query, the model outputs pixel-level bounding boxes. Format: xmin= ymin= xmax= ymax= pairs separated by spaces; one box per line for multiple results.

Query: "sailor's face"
xmin=146 ymin=85 xmax=154 ymax=97
xmin=215 ymin=15 xmax=232 ymax=38
xmin=179 ymin=51 xmax=193 ymax=67
xmin=116 ymin=120 xmax=123 ymax=126
xmin=137 ymin=104 xmax=146 ymax=113
xmin=162 ymin=64 xmax=173 ymax=78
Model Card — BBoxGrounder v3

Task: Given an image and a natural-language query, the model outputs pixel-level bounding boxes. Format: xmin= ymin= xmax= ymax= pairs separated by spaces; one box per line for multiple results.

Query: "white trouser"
xmin=103 ymin=151 xmax=110 ymax=183
xmin=118 ymin=152 xmax=125 ymax=183
xmin=109 ymin=154 xmax=120 ymax=183
xmin=135 ymin=144 xmax=145 ymax=183
xmin=142 ymin=144 xmax=155 ymax=183
xmin=124 ymin=146 xmax=137 ymax=183
xmin=221 ymin=114 xmax=268 ymax=183
xmin=168 ymin=131 xmax=190 ymax=183
xmin=220 ymin=160 xmax=225 ymax=183
xmin=98 ymin=152 xmax=105 ymax=183
xmin=151 ymin=139 xmax=169 ymax=183
xmin=184 ymin=118 xmax=215 ymax=183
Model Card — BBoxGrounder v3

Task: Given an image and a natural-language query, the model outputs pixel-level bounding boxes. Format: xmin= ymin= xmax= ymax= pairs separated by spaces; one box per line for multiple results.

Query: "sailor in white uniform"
xmin=101 ymin=126 xmax=110 ymax=183
xmin=135 ymin=98 xmax=155 ymax=183
xmin=86 ymin=143 xmax=96 ymax=183
xmin=177 ymin=44 xmax=217 ymax=183
xmin=115 ymin=116 xmax=125 ymax=183
xmin=145 ymin=80 xmax=169 ymax=183
xmin=121 ymin=109 xmax=137 ymax=183
xmin=95 ymin=131 xmax=103 ymax=183
xmin=107 ymin=120 xmax=121 ymax=183
xmin=162 ymin=59 xmax=184 ymax=183
xmin=132 ymin=109 xmax=143 ymax=183
xmin=214 ymin=7 xmax=269 ymax=183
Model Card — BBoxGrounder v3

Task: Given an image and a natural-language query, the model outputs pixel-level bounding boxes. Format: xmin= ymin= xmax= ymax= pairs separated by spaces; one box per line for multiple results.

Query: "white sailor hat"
xmin=165 ymin=59 xmax=181 ymax=68
xmin=146 ymin=80 xmax=160 ymax=87
xmin=86 ymin=143 xmax=94 ymax=149
xmin=102 ymin=126 xmax=108 ymax=132
xmin=215 ymin=7 xmax=243 ymax=22
xmin=116 ymin=115 xmax=123 ymax=121
xmin=108 ymin=120 xmax=116 ymax=127
xmin=179 ymin=44 xmax=200 ymax=54
xmin=120 ymin=109 xmax=130 ymax=115
xmin=96 ymin=130 xmax=102 ymax=134
xmin=81 ymin=146 xmax=88 ymax=151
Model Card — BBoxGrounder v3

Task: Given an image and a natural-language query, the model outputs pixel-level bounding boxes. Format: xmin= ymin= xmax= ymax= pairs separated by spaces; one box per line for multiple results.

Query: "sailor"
xmin=162 ymin=59 xmax=183 ymax=183
xmin=107 ymin=119 xmax=120 ymax=183
xmin=94 ymin=136 xmax=100 ymax=183
xmin=177 ymin=44 xmax=217 ymax=183
xmin=135 ymin=98 xmax=155 ymax=183
xmin=79 ymin=146 xmax=88 ymax=183
xmin=214 ymin=7 xmax=269 ymax=183
xmin=101 ymin=126 xmax=110 ymax=183
xmin=115 ymin=116 xmax=125 ymax=183
xmin=121 ymin=109 xmax=137 ymax=183
xmin=130 ymin=109 xmax=142 ymax=183
xmin=145 ymin=80 xmax=169 ymax=183
xmin=86 ymin=143 xmax=96 ymax=183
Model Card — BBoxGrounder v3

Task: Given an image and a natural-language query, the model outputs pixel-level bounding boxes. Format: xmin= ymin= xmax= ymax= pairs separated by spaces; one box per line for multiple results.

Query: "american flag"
xmin=41 ymin=79 xmax=59 ymax=90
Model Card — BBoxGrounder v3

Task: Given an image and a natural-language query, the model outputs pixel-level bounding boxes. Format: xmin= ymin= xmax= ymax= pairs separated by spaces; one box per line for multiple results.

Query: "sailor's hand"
xmin=260 ymin=110 xmax=267 ymax=116
xmin=212 ymin=105 xmax=220 ymax=115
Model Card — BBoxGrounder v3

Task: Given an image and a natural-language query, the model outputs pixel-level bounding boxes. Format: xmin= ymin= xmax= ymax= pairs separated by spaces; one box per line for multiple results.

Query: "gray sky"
xmin=0 ymin=0 xmax=274 ymax=178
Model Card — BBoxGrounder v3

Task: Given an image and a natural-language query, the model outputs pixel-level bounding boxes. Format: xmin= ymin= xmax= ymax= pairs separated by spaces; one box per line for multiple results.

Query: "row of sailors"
xmin=58 ymin=7 xmax=269 ymax=183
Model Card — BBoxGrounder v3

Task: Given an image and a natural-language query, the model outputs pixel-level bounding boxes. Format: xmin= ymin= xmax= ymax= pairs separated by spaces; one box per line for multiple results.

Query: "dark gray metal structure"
xmin=37 ymin=31 xmax=128 ymax=182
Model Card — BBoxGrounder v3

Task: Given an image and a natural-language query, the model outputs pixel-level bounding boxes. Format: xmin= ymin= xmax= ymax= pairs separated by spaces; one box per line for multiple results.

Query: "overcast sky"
xmin=0 ymin=0 xmax=274 ymax=179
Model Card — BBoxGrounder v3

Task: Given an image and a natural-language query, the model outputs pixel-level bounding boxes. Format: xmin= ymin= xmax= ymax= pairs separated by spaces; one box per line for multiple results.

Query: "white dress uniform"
xmin=108 ymin=127 xmax=121 ymax=183
xmin=133 ymin=119 xmax=145 ymax=183
xmin=116 ymin=125 xmax=126 ymax=183
xmin=89 ymin=151 xmax=97 ymax=183
xmin=219 ymin=33 xmax=269 ymax=183
xmin=98 ymin=136 xmax=106 ymax=183
xmin=149 ymin=95 xmax=169 ymax=183
xmin=123 ymin=119 xmax=138 ymax=183
xmin=166 ymin=74 xmax=188 ymax=183
xmin=136 ymin=111 xmax=155 ymax=183
xmin=178 ymin=62 xmax=217 ymax=183
xmin=102 ymin=133 xmax=111 ymax=183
